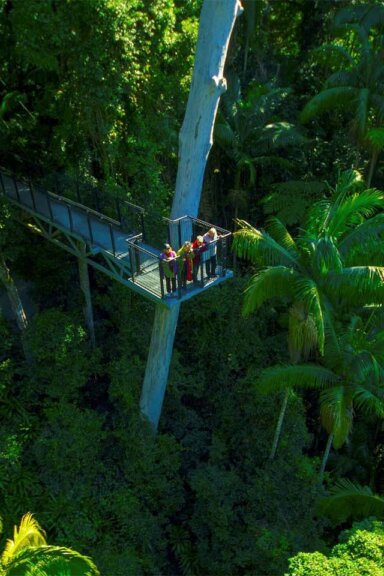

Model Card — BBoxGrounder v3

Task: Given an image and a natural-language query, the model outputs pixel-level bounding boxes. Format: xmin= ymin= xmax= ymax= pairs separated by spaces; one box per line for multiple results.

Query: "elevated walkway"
xmin=0 ymin=170 xmax=232 ymax=307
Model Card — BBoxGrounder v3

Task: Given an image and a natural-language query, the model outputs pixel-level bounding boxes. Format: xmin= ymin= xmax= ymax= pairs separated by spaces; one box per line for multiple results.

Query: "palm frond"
xmin=339 ymin=213 xmax=384 ymax=259
xmin=320 ymin=386 xmax=353 ymax=448
xmin=214 ymin=120 xmax=236 ymax=151
xmin=328 ymin=266 xmax=384 ymax=306
xmin=334 ymin=4 xmax=384 ymax=33
xmin=316 ymin=478 xmax=384 ymax=524
xmin=242 ymin=266 xmax=297 ymax=316
xmin=325 ymin=70 xmax=358 ymax=88
xmin=288 ymin=303 xmax=318 ymax=361
xmin=300 ymin=87 xmax=358 ymax=123
xmin=257 ymin=363 xmax=339 ymax=394
xmin=3 ymin=545 xmax=100 ymax=576
xmin=259 ymin=122 xmax=307 ymax=149
xmin=310 ymin=237 xmax=343 ymax=275
xmin=305 ymin=199 xmax=332 ymax=237
xmin=311 ymin=44 xmax=355 ymax=67
xmin=265 ymin=217 xmax=299 ymax=257
xmin=294 ymin=278 xmax=325 ymax=353
xmin=367 ymin=127 xmax=384 ymax=151
xmin=352 ymin=383 xmax=384 ymax=417
xmin=2 ymin=514 xmax=47 ymax=566
xmin=233 ymin=219 xmax=301 ymax=269
xmin=326 ymin=188 xmax=384 ymax=239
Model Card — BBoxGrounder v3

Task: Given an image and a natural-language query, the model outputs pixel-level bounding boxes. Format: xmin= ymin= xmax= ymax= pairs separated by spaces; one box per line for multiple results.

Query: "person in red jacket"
xmin=192 ymin=235 xmax=207 ymax=283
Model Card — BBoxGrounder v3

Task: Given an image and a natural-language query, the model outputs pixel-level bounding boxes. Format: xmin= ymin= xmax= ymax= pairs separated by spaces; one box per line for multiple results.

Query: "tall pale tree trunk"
xmin=140 ymin=0 xmax=243 ymax=430
xmin=367 ymin=149 xmax=379 ymax=188
xmin=269 ymin=388 xmax=290 ymax=460
xmin=78 ymin=241 xmax=96 ymax=348
xmin=0 ymin=254 xmax=30 ymax=359
xmin=319 ymin=432 xmax=333 ymax=482
xmin=0 ymin=255 xmax=28 ymax=332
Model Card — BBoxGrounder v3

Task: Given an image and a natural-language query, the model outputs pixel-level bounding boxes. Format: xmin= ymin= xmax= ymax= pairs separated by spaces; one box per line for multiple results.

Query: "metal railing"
xmin=0 ymin=167 xmax=232 ymax=301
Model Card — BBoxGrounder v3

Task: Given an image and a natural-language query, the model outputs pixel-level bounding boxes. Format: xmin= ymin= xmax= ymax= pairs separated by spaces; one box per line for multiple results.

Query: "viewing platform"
xmin=0 ymin=170 xmax=233 ymax=307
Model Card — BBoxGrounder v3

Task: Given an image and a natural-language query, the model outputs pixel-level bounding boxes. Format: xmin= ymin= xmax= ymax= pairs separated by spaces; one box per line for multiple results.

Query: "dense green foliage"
xmin=0 ymin=1 xmax=384 ymax=574
xmin=286 ymin=519 xmax=384 ymax=576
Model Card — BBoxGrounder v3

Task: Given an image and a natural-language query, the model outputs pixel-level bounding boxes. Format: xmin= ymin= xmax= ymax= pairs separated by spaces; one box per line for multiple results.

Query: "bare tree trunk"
xmin=319 ymin=432 xmax=333 ymax=482
xmin=269 ymin=388 xmax=290 ymax=460
xmin=0 ymin=255 xmax=28 ymax=332
xmin=78 ymin=242 xmax=96 ymax=348
xmin=367 ymin=149 xmax=379 ymax=188
xmin=0 ymin=254 xmax=31 ymax=359
xmin=140 ymin=0 xmax=243 ymax=430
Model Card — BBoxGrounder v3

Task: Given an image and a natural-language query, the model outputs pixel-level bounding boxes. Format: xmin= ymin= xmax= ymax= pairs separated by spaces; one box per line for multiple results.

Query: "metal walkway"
xmin=0 ymin=171 xmax=232 ymax=307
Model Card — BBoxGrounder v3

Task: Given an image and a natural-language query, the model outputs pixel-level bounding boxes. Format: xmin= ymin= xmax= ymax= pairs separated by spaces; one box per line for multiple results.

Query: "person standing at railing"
xmin=203 ymin=227 xmax=219 ymax=277
xmin=192 ymin=235 xmax=207 ymax=283
xmin=160 ymin=243 xmax=177 ymax=295
xmin=177 ymin=241 xmax=194 ymax=289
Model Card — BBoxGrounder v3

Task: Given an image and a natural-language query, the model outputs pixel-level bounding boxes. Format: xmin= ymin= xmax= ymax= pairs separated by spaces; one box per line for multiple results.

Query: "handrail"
xmin=126 ymin=240 xmax=162 ymax=260
xmin=47 ymin=188 xmax=121 ymax=227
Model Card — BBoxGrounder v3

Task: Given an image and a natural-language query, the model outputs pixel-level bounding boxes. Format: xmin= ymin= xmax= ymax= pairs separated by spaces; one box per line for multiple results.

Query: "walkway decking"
xmin=0 ymin=172 xmax=233 ymax=307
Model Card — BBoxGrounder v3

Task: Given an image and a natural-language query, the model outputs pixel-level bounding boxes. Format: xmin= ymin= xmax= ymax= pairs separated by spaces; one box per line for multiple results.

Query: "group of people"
xmin=160 ymin=227 xmax=219 ymax=296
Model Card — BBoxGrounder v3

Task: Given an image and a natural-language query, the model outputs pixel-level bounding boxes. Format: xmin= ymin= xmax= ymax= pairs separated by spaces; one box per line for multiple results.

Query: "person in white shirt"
xmin=203 ymin=227 xmax=218 ymax=277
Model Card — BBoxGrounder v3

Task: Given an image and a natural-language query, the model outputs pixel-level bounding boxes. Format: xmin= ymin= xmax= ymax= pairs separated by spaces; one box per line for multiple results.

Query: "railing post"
xmin=47 ymin=194 xmax=54 ymax=221
xmin=159 ymin=262 xmax=165 ymax=298
xmin=141 ymin=212 xmax=146 ymax=242
xmin=178 ymin=220 xmax=181 ymax=249
xmin=87 ymin=212 xmax=94 ymax=243
xmin=109 ymin=225 xmax=116 ymax=256
xmin=221 ymin=237 xmax=227 ymax=276
xmin=66 ymin=205 xmax=73 ymax=232
xmin=176 ymin=257 xmax=182 ymax=299
xmin=29 ymin=178 xmax=37 ymax=211
xmin=13 ymin=178 xmax=21 ymax=203
xmin=129 ymin=245 xmax=136 ymax=282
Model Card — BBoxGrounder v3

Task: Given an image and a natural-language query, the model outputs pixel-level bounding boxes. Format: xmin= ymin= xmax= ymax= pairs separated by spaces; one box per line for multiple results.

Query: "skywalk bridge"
xmin=0 ymin=170 xmax=232 ymax=307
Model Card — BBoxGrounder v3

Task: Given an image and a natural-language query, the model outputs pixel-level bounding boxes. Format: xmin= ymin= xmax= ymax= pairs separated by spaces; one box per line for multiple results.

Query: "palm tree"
xmin=233 ymin=170 xmax=384 ymax=459
xmin=300 ymin=5 xmax=384 ymax=185
xmin=257 ymin=315 xmax=384 ymax=478
xmin=0 ymin=513 xmax=99 ymax=576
